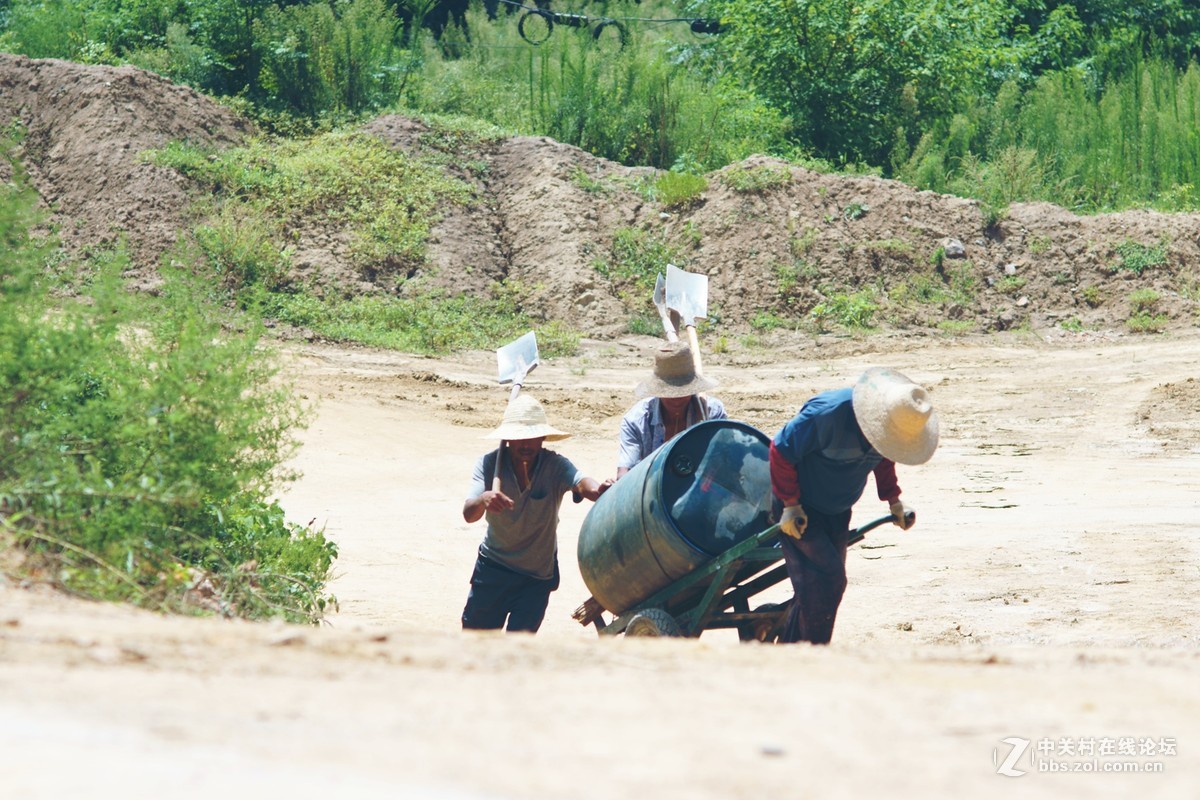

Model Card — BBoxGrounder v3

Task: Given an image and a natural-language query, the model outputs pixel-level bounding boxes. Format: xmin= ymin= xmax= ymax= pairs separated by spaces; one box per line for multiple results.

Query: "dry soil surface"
xmin=4 ymin=331 xmax=1200 ymax=799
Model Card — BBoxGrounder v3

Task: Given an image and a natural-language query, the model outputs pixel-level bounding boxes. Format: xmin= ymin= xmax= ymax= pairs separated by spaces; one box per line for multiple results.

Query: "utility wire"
xmin=496 ymin=0 xmax=723 ymax=39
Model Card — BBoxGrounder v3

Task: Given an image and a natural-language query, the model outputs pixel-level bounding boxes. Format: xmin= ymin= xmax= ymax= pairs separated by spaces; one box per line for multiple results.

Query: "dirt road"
xmin=3 ymin=331 xmax=1199 ymax=799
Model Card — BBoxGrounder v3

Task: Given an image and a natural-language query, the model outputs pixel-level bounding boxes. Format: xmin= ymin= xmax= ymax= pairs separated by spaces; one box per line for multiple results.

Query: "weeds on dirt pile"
xmin=156 ymin=128 xmax=580 ymax=356
xmin=0 ymin=174 xmax=336 ymax=623
xmin=248 ymin=285 xmax=580 ymax=356
xmin=154 ymin=129 xmax=472 ymax=273
xmin=593 ymin=227 xmax=690 ymax=334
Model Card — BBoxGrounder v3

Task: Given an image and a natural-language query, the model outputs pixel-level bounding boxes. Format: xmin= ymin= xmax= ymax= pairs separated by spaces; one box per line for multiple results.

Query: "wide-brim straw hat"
xmin=851 ymin=367 xmax=939 ymax=465
xmin=481 ymin=393 xmax=571 ymax=441
xmin=634 ymin=341 xmax=719 ymax=399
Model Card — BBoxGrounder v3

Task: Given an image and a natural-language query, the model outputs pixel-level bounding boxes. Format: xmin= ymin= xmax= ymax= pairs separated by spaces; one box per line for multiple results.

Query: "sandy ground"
xmin=3 ymin=331 xmax=1200 ymax=799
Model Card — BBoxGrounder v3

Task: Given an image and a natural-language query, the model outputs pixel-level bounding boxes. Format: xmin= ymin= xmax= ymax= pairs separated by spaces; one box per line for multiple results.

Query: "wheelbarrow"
xmin=572 ymin=514 xmax=901 ymax=642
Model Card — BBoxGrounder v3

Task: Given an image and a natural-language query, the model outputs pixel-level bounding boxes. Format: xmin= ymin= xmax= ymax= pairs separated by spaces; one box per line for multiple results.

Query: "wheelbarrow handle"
xmin=848 ymin=512 xmax=914 ymax=544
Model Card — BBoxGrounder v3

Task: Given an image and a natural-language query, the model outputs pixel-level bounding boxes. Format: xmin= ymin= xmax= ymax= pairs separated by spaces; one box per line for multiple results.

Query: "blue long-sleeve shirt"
xmin=771 ymin=388 xmax=899 ymax=515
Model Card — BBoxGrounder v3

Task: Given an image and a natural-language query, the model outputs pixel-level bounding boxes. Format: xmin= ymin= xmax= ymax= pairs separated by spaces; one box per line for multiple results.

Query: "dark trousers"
xmin=778 ymin=506 xmax=851 ymax=644
xmin=461 ymin=551 xmax=560 ymax=633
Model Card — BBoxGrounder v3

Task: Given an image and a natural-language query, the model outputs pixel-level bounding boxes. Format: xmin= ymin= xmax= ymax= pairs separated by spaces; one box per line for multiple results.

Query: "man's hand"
xmin=483 ymin=489 xmax=514 ymax=512
xmin=463 ymin=489 xmax=514 ymax=523
xmin=779 ymin=505 xmax=807 ymax=539
xmin=574 ymin=477 xmax=613 ymax=503
xmin=890 ymin=500 xmax=915 ymax=530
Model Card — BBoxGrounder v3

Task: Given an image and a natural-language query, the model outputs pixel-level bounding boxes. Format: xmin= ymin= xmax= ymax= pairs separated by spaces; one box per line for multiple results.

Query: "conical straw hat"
xmin=851 ymin=367 xmax=939 ymax=465
xmin=481 ymin=394 xmax=571 ymax=441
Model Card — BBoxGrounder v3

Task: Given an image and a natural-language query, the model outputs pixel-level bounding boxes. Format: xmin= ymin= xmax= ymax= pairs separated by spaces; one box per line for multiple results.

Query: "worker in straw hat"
xmin=462 ymin=393 xmax=612 ymax=633
xmin=769 ymin=367 xmax=939 ymax=644
xmin=616 ymin=341 xmax=728 ymax=478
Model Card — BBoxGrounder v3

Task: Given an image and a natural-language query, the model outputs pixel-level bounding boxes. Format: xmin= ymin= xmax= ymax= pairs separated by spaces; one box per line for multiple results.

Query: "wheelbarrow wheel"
xmin=625 ymin=608 xmax=682 ymax=638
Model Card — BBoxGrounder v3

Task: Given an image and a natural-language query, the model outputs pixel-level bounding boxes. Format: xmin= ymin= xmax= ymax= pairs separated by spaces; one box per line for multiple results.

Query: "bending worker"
xmin=462 ymin=394 xmax=611 ymax=633
xmin=769 ymin=367 xmax=939 ymax=644
xmin=616 ymin=341 xmax=727 ymax=478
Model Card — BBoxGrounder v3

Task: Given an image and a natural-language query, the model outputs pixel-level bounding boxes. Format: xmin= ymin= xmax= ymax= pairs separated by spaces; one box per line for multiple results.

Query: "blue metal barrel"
xmin=577 ymin=419 xmax=773 ymax=615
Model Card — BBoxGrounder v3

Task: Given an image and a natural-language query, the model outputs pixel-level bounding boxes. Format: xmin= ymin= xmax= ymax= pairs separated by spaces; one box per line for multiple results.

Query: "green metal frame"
xmin=596 ymin=514 xmax=898 ymax=639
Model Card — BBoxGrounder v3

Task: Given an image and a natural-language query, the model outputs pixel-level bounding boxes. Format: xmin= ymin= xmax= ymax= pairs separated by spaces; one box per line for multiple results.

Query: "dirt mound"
xmin=364 ymin=116 xmax=655 ymax=333
xmin=0 ymin=53 xmax=250 ymax=288
xmin=4 ymin=55 xmax=1198 ymax=337
xmin=1138 ymin=377 xmax=1200 ymax=451
xmin=371 ymin=115 xmax=1200 ymax=338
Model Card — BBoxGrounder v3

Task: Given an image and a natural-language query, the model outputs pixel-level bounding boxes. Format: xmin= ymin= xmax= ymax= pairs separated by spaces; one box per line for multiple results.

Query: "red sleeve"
xmin=769 ymin=441 xmax=801 ymax=506
xmin=874 ymin=459 xmax=901 ymax=503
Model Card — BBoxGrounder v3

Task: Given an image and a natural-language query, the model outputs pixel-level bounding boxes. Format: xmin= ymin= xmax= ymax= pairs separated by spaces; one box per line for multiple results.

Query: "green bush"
xmin=153 ymin=129 xmax=472 ymax=273
xmin=936 ymin=320 xmax=975 ymax=335
xmin=995 ymin=275 xmax=1027 ymax=294
xmin=1080 ymin=285 xmax=1104 ymax=307
xmin=721 ymin=163 xmax=792 ymax=193
xmin=593 ymin=227 xmax=685 ymax=303
xmin=655 ymin=171 xmax=708 ymax=209
xmin=713 ymin=0 xmax=1010 ymax=165
xmin=774 ymin=260 xmax=818 ymax=295
xmin=0 ymin=0 xmax=97 ymax=60
xmin=1113 ymin=240 xmax=1168 ymax=274
xmin=626 ymin=314 xmax=662 ymax=336
xmin=125 ymin=21 xmax=216 ymax=89
xmin=0 ymin=171 xmax=334 ymax=622
xmin=1126 ymin=313 xmax=1168 ymax=333
xmin=1129 ymin=288 xmax=1162 ymax=313
xmin=750 ymin=311 xmax=799 ymax=331
xmin=809 ymin=289 xmax=878 ymax=331
xmin=192 ymin=200 xmax=290 ymax=291
xmin=890 ymin=262 xmax=977 ymax=310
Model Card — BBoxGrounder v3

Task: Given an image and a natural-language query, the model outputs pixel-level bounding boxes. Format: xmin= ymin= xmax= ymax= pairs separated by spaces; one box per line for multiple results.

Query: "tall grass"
xmin=255 ymin=0 xmax=403 ymax=118
xmin=1021 ymin=56 xmax=1200 ymax=210
xmin=401 ymin=3 xmax=788 ymax=170
xmin=898 ymin=48 xmax=1200 ymax=212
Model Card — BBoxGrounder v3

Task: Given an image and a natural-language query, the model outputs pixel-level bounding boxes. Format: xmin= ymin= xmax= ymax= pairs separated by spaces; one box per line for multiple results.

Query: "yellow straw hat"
xmin=851 ymin=367 xmax=939 ymax=465
xmin=481 ymin=394 xmax=571 ymax=441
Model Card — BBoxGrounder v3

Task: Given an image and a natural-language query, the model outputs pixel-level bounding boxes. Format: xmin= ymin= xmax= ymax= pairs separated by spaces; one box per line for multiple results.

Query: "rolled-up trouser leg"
xmin=779 ymin=507 xmax=851 ymax=644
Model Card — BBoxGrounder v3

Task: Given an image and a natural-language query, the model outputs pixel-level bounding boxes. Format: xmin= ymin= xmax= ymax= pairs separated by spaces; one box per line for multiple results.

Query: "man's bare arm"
xmin=463 ymin=490 xmax=513 ymax=523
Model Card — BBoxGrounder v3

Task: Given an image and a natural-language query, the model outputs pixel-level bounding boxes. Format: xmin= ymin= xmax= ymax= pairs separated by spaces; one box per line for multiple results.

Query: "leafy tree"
xmin=707 ymin=0 xmax=1013 ymax=164
xmin=1009 ymin=1 xmax=1200 ymax=74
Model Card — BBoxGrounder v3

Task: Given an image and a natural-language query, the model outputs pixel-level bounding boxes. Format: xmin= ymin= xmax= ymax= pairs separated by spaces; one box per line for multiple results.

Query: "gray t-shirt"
xmin=469 ymin=448 xmax=584 ymax=579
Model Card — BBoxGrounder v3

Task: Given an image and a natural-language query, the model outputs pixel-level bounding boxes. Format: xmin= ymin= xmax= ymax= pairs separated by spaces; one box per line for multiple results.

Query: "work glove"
xmin=890 ymin=500 xmax=915 ymax=530
xmin=779 ymin=505 xmax=808 ymax=539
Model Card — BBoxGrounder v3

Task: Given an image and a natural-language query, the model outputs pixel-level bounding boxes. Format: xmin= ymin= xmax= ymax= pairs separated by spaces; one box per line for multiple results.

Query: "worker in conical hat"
xmin=769 ymin=367 xmax=939 ymax=644
xmin=462 ymin=393 xmax=611 ymax=633
xmin=616 ymin=341 xmax=728 ymax=478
